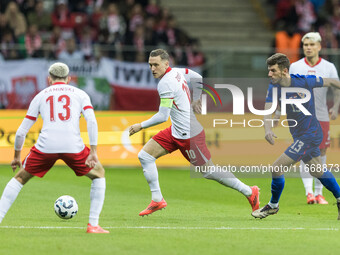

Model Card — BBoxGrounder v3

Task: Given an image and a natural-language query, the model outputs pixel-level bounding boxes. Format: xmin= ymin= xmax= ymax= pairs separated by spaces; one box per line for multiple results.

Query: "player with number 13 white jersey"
xmin=27 ymin=78 xmax=94 ymax=153
xmin=0 ymin=63 xmax=109 ymax=233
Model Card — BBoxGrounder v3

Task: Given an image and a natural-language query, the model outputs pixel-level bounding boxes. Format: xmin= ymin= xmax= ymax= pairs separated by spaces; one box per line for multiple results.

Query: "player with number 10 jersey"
xmin=129 ymin=49 xmax=260 ymax=217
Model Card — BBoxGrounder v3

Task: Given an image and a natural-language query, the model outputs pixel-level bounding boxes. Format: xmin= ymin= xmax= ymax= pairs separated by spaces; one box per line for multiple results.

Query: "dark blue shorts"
xmin=284 ymin=131 xmax=323 ymax=163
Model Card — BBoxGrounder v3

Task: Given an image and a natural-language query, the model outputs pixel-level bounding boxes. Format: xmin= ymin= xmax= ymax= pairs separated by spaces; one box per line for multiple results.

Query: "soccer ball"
xmin=54 ymin=195 xmax=78 ymax=219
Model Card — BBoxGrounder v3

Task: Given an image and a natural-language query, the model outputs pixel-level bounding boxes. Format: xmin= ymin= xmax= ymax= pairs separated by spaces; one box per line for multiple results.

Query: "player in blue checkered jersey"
xmin=252 ymin=53 xmax=340 ymax=219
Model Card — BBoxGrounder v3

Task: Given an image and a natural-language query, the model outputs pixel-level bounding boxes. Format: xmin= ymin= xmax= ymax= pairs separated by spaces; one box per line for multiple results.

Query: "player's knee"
xmin=87 ymin=164 xmax=105 ymax=179
xmin=96 ymin=167 xmax=105 ymax=178
xmin=137 ymin=150 xmax=146 ymax=162
xmin=14 ymin=169 xmax=33 ymax=185
xmin=138 ymin=150 xmax=155 ymax=164
xmin=309 ymin=170 xmax=322 ymax=178
xmin=14 ymin=176 xmax=25 ymax=185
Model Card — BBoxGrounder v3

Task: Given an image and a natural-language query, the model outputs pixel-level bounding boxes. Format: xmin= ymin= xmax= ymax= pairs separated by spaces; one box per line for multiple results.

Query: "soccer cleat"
xmin=251 ymin=204 xmax=279 ymax=219
xmin=247 ymin=186 xmax=260 ymax=211
xmin=337 ymin=201 xmax=340 ymax=220
xmin=306 ymin=193 xmax=315 ymax=204
xmin=86 ymin=223 xmax=109 ymax=234
xmin=139 ymin=198 xmax=167 ymax=216
xmin=315 ymin=195 xmax=328 ymax=204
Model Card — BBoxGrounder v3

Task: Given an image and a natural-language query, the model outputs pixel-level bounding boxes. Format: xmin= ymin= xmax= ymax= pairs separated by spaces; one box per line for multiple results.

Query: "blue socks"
xmin=318 ymin=171 xmax=340 ymax=199
xmin=268 ymin=171 xmax=340 ymax=207
xmin=270 ymin=175 xmax=285 ymax=204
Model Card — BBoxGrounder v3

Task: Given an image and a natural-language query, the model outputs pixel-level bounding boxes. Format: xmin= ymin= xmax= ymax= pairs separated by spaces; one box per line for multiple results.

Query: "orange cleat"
xmin=307 ymin=193 xmax=315 ymax=204
xmin=315 ymin=195 xmax=328 ymax=204
xmin=247 ymin=186 xmax=260 ymax=211
xmin=139 ymin=198 xmax=167 ymax=216
xmin=86 ymin=223 xmax=109 ymax=234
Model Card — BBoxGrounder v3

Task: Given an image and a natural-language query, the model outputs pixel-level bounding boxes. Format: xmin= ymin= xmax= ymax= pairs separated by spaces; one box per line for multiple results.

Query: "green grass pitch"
xmin=0 ymin=164 xmax=339 ymax=255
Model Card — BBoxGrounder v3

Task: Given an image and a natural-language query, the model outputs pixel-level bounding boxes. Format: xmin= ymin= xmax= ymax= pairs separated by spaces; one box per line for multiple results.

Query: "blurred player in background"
xmin=252 ymin=53 xmax=340 ymax=219
xmin=0 ymin=63 xmax=109 ymax=233
xmin=289 ymin=32 xmax=340 ymax=204
xmin=129 ymin=49 xmax=259 ymax=216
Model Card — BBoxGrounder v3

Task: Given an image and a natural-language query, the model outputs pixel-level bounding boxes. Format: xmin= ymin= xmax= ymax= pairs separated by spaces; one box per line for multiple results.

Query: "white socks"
xmin=201 ymin=165 xmax=252 ymax=197
xmin=0 ymin=177 xmax=106 ymax=226
xmin=300 ymin=161 xmax=313 ymax=195
xmin=0 ymin=178 xmax=106 ymax=226
xmin=89 ymin=178 xmax=106 ymax=226
xmin=300 ymin=156 xmax=326 ymax=196
xmin=315 ymin=155 xmax=326 ymax=196
xmin=0 ymin=178 xmax=23 ymax=223
xmin=138 ymin=151 xmax=253 ymax=201
xmin=268 ymin=202 xmax=279 ymax=209
xmin=138 ymin=150 xmax=163 ymax=202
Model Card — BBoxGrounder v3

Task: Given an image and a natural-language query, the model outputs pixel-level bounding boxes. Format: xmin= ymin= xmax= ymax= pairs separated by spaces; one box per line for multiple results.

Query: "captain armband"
xmin=160 ymin=98 xmax=173 ymax=108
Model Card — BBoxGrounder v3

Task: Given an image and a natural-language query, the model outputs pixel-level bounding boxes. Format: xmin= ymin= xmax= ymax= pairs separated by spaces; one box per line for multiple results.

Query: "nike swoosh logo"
xmin=195 ymin=145 xmax=208 ymax=162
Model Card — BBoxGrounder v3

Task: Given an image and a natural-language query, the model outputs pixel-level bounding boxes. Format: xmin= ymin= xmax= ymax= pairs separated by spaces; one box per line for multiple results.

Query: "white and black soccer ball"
xmin=54 ymin=195 xmax=78 ymax=219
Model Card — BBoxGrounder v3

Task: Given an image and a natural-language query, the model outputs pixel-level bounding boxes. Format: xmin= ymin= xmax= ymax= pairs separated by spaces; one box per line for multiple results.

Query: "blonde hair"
xmin=302 ymin=32 xmax=322 ymax=42
xmin=48 ymin=62 xmax=69 ymax=79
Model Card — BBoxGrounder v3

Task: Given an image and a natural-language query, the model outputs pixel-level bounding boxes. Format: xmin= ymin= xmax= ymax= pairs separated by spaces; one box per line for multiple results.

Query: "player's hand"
xmin=85 ymin=152 xmax=98 ymax=168
xmin=192 ymin=99 xmax=202 ymax=114
xmin=329 ymin=106 xmax=338 ymax=120
xmin=11 ymin=158 xmax=21 ymax=172
xmin=265 ymin=131 xmax=277 ymax=145
xmin=129 ymin=123 xmax=142 ymax=136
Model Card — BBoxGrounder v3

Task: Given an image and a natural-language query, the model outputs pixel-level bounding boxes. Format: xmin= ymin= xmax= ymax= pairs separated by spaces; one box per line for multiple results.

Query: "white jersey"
xmin=289 ymin=57 xmax=339 ymax=121
xmin=158 ymin=67 xmax=203 ymax=139
xmin=25 ymin=82 xmax=93 ymax=153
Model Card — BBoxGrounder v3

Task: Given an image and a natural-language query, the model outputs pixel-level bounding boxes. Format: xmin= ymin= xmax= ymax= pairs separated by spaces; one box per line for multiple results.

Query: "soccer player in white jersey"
xmin=129 ymin=49 xmax=260 ymax=216
xmin=0 ymin=63 xmax=109 ymax=233
xmin=289 ymin=32 xmax=340 ymax=204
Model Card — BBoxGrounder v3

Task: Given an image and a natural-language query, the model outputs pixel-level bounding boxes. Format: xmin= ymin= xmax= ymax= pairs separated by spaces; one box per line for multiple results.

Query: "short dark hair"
xmin=149 ymin=49 xmax=169 ymax=61
xmin=266 ymin=53 xmax=290 ymax=70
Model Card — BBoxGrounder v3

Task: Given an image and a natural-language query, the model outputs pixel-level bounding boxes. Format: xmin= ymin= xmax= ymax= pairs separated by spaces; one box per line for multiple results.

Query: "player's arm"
xmin=12 ymin=94 xmax=40 ymax=172
xmin=12 ymin=117 xmax=36 ymax=172
xmin=263 ymin=84 xmax=278 ymax=144
xmin=83 ymin=106 xmax=99 ymax=168
xmin=327 ymin=65 xmax=340 ymax=120
xmin=329 ymin=88 xmax=340 ymax=120
xmin=320 ymin=78 xmax=340 ymax=119
xmin=264 ymin=102 xmax=278 ymax=145
xmin=179 ymin=68 xmax=203 ymax=113
xmin=186 ymin=69 xmax=203 ymax=113
xmin=322 ymin=78 xmax=340 ymax=89
xmin=272 ymin=104 xmax=281 ymax=128
xmin=129 ymin=99 xmax=172 ymax=136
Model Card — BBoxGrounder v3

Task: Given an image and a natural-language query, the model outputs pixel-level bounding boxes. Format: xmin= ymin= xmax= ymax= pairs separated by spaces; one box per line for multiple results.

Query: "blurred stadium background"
xmin=1 ymin=0 xmax=340 ymax=167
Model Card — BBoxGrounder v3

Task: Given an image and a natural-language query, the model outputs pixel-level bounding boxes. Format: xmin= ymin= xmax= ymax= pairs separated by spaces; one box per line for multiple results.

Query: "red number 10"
xmin=182 ymin=81 xmax=191 ymax=103
xmin=46 ymin=95 xmax=71 ymax=121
